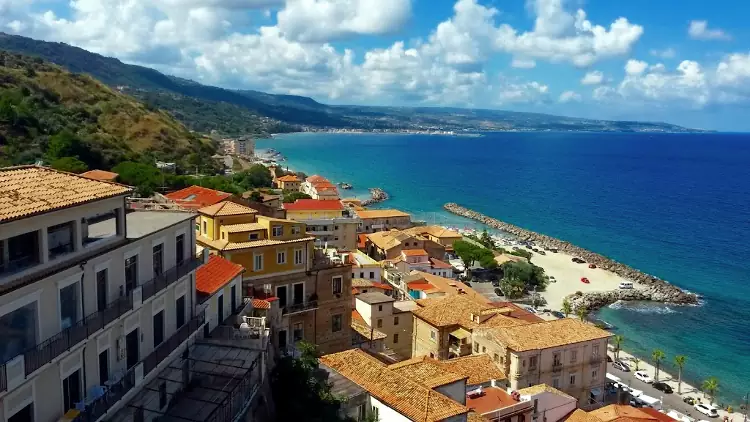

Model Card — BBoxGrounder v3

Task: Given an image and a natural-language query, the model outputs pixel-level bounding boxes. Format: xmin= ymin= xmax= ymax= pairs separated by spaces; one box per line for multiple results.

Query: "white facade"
xmin=0 ymin=201 xmax=203 ymax=422
xmin=520 ymin=389 xmax=577 ymax=422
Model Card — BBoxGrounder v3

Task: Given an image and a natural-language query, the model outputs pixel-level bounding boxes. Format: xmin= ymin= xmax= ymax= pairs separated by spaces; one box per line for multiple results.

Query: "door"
xmin=62 ymin=369 xmax=82 ymax=411
xmin=98 ymin=349 xmax=109 ymax=386
xmin=153 ymin=311 xmax=164 ymax=347
xmin=176 ymin=296 xmax=185 ymax=328
xmin=8 ymin=403 xmax=33 ymax=422
xmin=278 ymin=330 xmax=287 ymax=351
xmin=293 ymin=284 xmax=304 ymax=305
xmin=126 ymin=329 xmax=139 ymax=368
xmin=276 ymin=286 xmax=288 ymax=308
xmin=96 ymin=270 xmax=107 ymax=312
xmin=230 ymin=285 xmax=237 ymax=313
xmin=217 ymin=295 xmax=224 ymax=324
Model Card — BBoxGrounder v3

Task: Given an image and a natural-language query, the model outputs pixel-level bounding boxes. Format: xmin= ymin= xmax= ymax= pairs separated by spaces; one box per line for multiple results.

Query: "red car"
xmin=581 ymin=277 xmax=590 ymax=283
xmin=589 ymin=264 xmax=597 ymax=269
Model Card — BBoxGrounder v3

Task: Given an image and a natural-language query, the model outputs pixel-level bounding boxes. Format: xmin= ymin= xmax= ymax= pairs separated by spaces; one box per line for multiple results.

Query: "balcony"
xmin=448 ymin=342 xmax=471 ymax=357
xmin=552 ymin=363 xmax=563 ymax=374
xmin=140 ymin=257 xmax=202 ymax=301
xmin=282 ymin=300 xmax=318 ymax=315
xmin=76 ymin=311 xmax=205 ymax=422
xmin=589 ymin=356 xmax=604 ymax=365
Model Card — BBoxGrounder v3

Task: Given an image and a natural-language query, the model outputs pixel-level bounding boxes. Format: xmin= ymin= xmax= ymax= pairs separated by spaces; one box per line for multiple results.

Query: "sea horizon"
xmin=258 ymin=131 xmax=750 ymax=405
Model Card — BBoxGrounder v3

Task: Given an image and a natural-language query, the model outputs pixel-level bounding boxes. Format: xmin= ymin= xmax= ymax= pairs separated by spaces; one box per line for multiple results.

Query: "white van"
xmin=619 ymin=281 xmax=634 ymax=289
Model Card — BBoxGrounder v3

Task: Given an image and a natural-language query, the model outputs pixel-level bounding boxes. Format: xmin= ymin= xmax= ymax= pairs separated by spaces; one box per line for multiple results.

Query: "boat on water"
xmin=339 ymin=182 xmax=353 ymax=189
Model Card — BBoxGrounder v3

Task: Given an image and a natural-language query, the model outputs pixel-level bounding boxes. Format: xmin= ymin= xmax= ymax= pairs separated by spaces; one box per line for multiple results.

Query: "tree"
xmin=46 ymin=130 xmax=84 ymax=162
xmin=271 ymin=341 xmax=348 ymax=422
xmin=234 ymin=164 xmax=273 ymax=189
xmin=632 ymin=357 xmax=641 ymax=371
xmin=51 ymin=156 xmax=88 ymax=173
xmin=576 ymin=306 xmax=588 ymax=322
xmin=479 ymin=229 xmax=495 ymax=249
xmin=283 ymin=191 xmax=312 ymax=203
xmin=509 ymin=248 xmax=532 ymax=260
xmin=112 ymin=161 xmax=162 ymax=197
xmin=248 ymin=191 xmax=263 ymax=202
xmin=674 ymin=355 xmax=687 ymax=394
xmin=562 ymin=299 xmax=572 ymax=318
xmin=613 ymin=335 xmax=624 ymax=361
xmin=453 ymin=240 xmax=479 ymax=275
xmin=652 ymin=349 xmax=666 ymax=382
xmin=702 ymin=377 xmax=719 ymax=405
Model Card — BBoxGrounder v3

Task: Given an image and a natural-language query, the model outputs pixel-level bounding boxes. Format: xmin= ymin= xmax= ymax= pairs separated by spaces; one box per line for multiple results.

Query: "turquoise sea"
xmin=257 ymin=132 xmax=750 ymax=405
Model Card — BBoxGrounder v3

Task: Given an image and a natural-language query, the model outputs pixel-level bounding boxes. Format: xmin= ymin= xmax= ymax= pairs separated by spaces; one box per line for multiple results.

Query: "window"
xmin=569 ymin=374 xmax=576 ymax=385
xmin=295 ymin=249 xmax=304 ymax=265
xmin=62 ymin=369 xmax=82 ymax=412
xmin=394 ymin=316 xmax=399 ymax=325
xmin=60 ymin=281 xmax=79 ymax=329
xmin=125 ymin=255 xmax=138 ymax=293
xmin=291 ymin=225 xmax=301 ymax=235
xmin=473 ymin=342 xmax=479 ymax=353
xmin=360 ymin=272 xmax=364 ymax=278
xmin=96 ymin=269 xmax=108 ymax=312
xmin=529 ymin=356 xmax=538 ymax=368
xmin=221 ymin=232 xmax=225 ymax=239
xmin=378 ymin=305 xmax=383 ymax=311
xmin=571 ymin=350 xmax=578 ymax=363
xmin=152 ymin=244 xmax=163 ymax=276
xmin=99 ymin=349 xmax=109 ymax=386
xmin=334 ymin=225 xmax=339 ymax=230
xmin=48 ymin=221 xmax=74 ymax=259
xmin=332 ymin=276 xmax=343 ymax=294
xmin=293 ymin=322 xmax=303 ymax=341
xmin=176 ymin=234 xmax=185 ymax=265
xmin=159 ymin=382 xmax=168 ymax=409
xmin=272 ymin=225 xmax=283 ymax=236
xmin=377 ymin=318 xmax=383 ymax=328
xmin=553 ymin=378 xmax=560 ymax=389
xmin=0 ymin=302 xmax=37 ymax=362
xmin=277 ymin=250 xmax=287 ymax=265
xmin=482 ymin=346 xmax=487 ymax=353
xmin=494 ymin=353 xmax=499 ymax=362
xmin=430 ymin=331 xmax=436 ymax=342
xmin=553 ymin=352 xmax=561 ymax=366
xmin=592 ymin=343 xmax=600 ymax=357
xmin=332 ymin=314 xmax=343 ymax=332
xmin=176 ymin=295 xmax=186 ymax=328
xmin=592 ymin=369 xmax=598 ymax=380
xmin=249 ymin=233 xmax=259 ymax=240
xmin=203 ymin=221 xmax=207 ymax=234
xmin=254 ymin=254 xmax=264 ymax=271
xmin=153 ymin=310 xmax=164 ymax=346
xmin=369 ymin=271 xmax=375 ymax=279
xmin=393 ymin=333 xmax=399 ymax=344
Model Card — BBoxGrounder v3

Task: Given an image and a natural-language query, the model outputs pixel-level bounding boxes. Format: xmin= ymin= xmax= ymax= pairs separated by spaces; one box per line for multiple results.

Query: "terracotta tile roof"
xmin=0 ymin=166 xmax=132 ymax=224
xmin=320 ymin=349 xmax=470 ymax=421
xmin=352 ymin=287 xmax=360 ymax=295
xmin=251 ymin=298 xmax=271 ymax=309
xmin=196 ymin=255 xmax=244 ymax=295
xmin=306 ymin=175 xmax=329 ymax=183
xmin=352 ymin=278 xmax=375 ymax=288
xmin=366 ymin=229 xmax=415 ymax=251
xmin=351 ymin=311 xmax=387 ymax=340
xmin=198 ymin=201 xmax=259 ymax=217
xmin=356 ymin=209 xmax=411 ymax=219
xmin=197 ymin=234 xmax=315 ymax=251
xmin=413 ymin=295 xmax=529 ymax=329
xmin=372 ymin=282 xmax=394 ymax=291
xmin=429 ymin=258 xmax=453 ymax=269
xmin=489 ymin=302 xmax=545 ymax=322
xmin=80 ymin=169 xmax=119 ymax=181
xmin=638 ymin=408 xmax=680 ymax=422
xmin=591 ymin=406 xmax=659 ymax=422
xmin=282 ymin=199 xmax=344 ymax=211
xmin=222 ymin=223 xmax=266 ymax=233
xmin=410 ymin=271 xmax=492 ymax=305
xmin=403 ymin=225 xmax=462 ymax=239
xmin=438 ymin=355 xmax=506 ymax=384
xmin=357 ymin=233 xmax=367 ymax=249
xmin=484 ymin=318 xmax=612 ymax=352
xmin=388 ymin=356 xmax=467 ymax=388
xmin=468 ymin=412 xmax=489 ymax=422
xmin=565 ymin=409 xmax=604 ymax=422
xmin=166 ymin=185 xmax=233 ymax=209
xmin=402 ymin=249 xmax=428 ymax=257
xmin=276 ymin=175 xmax=300 ymax=182
xmin=466 ymin=386 xmax=530 ymax=416
xmin=517 ymin=384 xmax=574 ymax=399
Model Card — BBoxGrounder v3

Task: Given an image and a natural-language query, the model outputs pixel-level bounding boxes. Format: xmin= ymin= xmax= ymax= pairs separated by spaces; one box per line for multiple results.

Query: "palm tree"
xmin=576 ymin=306 xmax=588 ymax=322
xmin=702 ymin=377 xmax=719 ymax=405
xmin=652 ymin=349 xmax=666 ymax=382
xmin=562 ymin=299 xmax=572 ymax=318
xmin=613 ymin=335 xmax=624 ymax=361
xmin=674 ymin=355 xmax=687 ymax=394
xmin=632 ymin=357 xmax=641 ymax=371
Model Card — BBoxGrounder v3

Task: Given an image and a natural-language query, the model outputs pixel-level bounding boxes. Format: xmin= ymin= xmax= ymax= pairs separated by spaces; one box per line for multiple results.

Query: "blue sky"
xmin=3 ymin=0 xmax=750 ymax=130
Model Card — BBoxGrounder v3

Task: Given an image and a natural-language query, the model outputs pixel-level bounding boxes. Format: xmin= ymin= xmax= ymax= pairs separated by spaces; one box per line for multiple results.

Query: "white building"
xmin=0 ymin=166 xmax=204 ymax=422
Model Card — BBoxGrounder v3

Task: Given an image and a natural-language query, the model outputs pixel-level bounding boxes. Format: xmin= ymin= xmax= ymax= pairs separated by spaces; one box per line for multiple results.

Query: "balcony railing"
xmin=589 ymin=356 xmax=603 ymax=365
xmin=0 ymin=363 xmax=5 ymax=393
xmin=282 ymin=300 xmax=318 ymax=315
xmin=76 ymin=311 xmax=205 ymax=422
xmin=141 ymin=257 xmax=201 ymax=301
xmin=448 ymin=342 xmax=471 ymax=356
xmin=552 ymin=363 xmax=563 ymax=373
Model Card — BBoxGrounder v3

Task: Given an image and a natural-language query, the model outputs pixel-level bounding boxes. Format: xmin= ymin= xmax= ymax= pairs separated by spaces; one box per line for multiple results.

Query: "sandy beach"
xmin=528 ymin=248 xmax=642 ymax=310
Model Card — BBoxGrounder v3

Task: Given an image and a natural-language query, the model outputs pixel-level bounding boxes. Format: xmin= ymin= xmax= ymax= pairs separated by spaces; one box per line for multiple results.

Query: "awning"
xmin=606 ymin=373 xmax=621 ymax=382
xmin=590 ymin=388 xmax=602 ymax=397
xmin=449 ymin=328 xmax=471 ymax=340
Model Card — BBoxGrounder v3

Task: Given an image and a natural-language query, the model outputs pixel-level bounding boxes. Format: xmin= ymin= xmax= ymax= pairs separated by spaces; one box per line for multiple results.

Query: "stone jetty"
xmin=444 ymin=202 xmax=698 ymax=309
xmin=362 ymin=188 xmax=389 ymax=206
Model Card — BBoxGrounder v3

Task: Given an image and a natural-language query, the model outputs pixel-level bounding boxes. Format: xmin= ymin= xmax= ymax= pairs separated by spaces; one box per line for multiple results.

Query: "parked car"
xmin=492 ymin=280 xmax=500 ymax=287
xmin=683 ymin=397 xmax=697 ymax=405
xmin=551 ymin=311 xmax=565 ymax=318
xmin=589 ymin=263 xmax=597 ymax=269
xmin=606 ymin=354 xmax=613 ymax=362
xmin=634 ymin=371 xmax=653 ymax=383
xmin=581 ymin=277 xmax=590 ymax=284
xmin=653 ymin=382 xmax=673 ymax=394
xmin=694 ymin=404 xmax=719 ymax=418
xmin=612 ymin=361 xmax=630 ymax=372
xmin=549 ymin=276 xmax=556 ymax=283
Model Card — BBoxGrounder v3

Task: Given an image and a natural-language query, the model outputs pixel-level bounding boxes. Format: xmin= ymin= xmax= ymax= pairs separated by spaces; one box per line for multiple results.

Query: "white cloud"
xmin=650 ymin=48 xmax=676 ymax=59
xmin=511 ymin=58 xmax=536 ymax=69
xmin=496 ymin=79 xmax=549 ymax=104
xmin=581 ymin=70 xmax=604 ymax=85
xmin=276 ymin=0 xmax=412 ymax=42
xmin=625 ymin=59 xmax=648 ymax=75
xmin=559 ymin=90 xmax=581 ymax=103
xmin=688 ymin=20 xmax=731 ymax=41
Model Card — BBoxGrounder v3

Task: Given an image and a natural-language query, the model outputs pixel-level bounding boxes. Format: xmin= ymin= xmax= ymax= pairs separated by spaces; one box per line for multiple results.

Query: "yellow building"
xmin=354 ymin=209 xmax=412 ymax=233
xmin=282 ymin=199 xmax=360 ymax=250
xmin=275 ymin=174 xmax=302 ymax=191
xmin=403 ymin=225 xmax=463 ymax=252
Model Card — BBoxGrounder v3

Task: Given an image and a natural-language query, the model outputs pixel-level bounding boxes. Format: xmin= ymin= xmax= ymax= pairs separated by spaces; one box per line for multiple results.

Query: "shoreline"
xmin=443 ymin=203 xmax=698 ymax=310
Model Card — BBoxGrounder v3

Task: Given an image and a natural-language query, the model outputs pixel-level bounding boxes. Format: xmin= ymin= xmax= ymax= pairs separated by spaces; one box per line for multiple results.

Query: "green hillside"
xmin=0 ymin=50 xmax=218 ymax=170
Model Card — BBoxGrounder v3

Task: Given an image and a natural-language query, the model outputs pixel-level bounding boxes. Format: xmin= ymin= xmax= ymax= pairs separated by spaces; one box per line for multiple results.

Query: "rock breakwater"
xmin=362 ymin=188 xmax=389 ymax=206
xmin=444 ymin=202 xmax=698 ymax=309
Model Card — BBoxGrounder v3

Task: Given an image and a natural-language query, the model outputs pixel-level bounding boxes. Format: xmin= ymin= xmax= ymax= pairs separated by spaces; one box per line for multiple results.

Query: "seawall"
xmin=443 ymin=202 xmax=699 ymax=309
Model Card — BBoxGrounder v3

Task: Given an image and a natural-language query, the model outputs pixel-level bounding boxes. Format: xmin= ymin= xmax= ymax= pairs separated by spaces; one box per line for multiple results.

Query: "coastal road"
xmin=606 ymin=362 xmax=713 ymax=420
